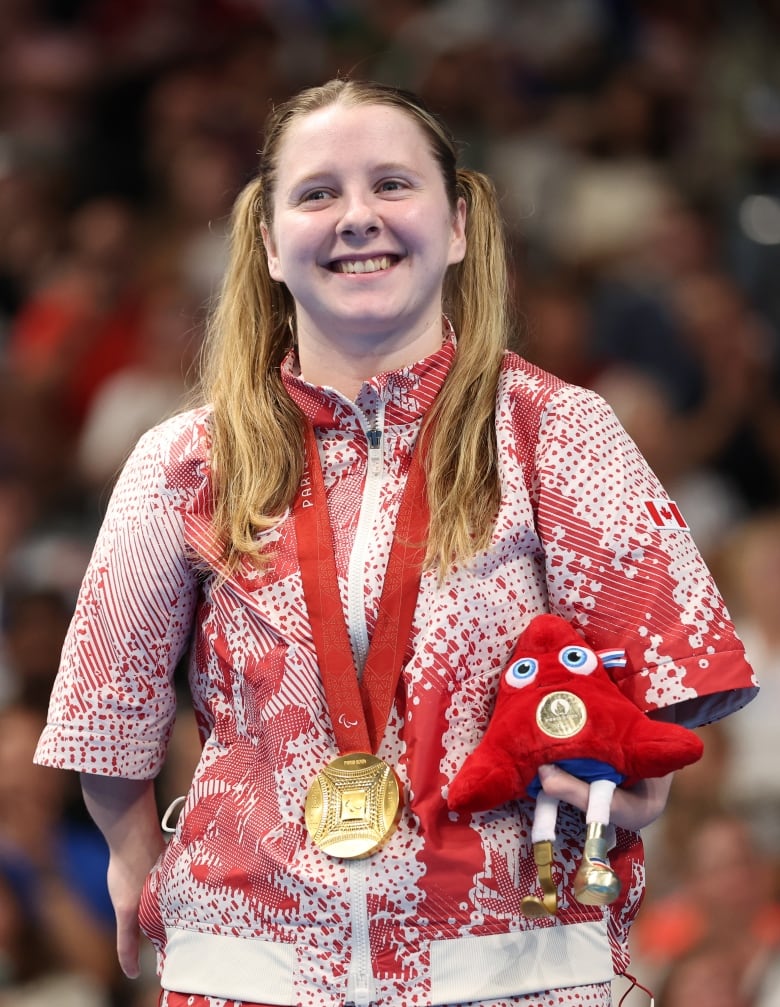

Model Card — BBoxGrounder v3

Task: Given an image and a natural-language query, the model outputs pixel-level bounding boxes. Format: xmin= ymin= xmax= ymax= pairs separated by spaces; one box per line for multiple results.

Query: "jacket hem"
xmin=159 ymin=920 xmax=614 ymax=1005
xmin=161 ymin=926 xmax=296 ymax=1005
xmin=430 ymin=919 xmax=614 ymax=1004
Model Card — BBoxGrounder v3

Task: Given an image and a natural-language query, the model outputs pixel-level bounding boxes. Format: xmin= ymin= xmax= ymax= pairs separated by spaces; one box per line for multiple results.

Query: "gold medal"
xmin=304 ymin=753 xmax=402 ymax=859
xmin=536 ymin=691 xmax=587 ymax=739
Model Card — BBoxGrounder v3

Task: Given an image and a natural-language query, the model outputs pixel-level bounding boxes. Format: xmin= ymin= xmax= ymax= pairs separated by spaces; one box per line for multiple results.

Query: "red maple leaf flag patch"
xmin=644 ymin=498 xmax=689 ymax=530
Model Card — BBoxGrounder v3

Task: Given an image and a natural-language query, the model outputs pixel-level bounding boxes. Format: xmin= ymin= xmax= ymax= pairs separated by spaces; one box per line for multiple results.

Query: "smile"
xmin=329 ymin=255 xmax=399 ymax=274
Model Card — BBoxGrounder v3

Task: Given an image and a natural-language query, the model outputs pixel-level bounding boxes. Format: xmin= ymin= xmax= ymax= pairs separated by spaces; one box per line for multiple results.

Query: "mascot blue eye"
xmin=558 ymin=645 xmax=598 ymax=675
xmin=505 ymin=657 xmax=538 ymax=688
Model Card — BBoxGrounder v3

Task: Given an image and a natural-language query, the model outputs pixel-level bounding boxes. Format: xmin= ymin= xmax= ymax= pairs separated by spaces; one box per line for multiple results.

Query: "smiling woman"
xmin=33 ymin=78 xmax=757 ymax=1007
xmin=205 ymin=79 xmax=507 ymax=577
xmin=260 ymin=102 xmax=467 ymax=394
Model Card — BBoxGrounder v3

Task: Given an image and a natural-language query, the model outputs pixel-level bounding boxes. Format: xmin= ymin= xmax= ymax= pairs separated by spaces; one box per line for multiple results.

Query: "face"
xmin=262 ymin=102 xmax=466 ymax=354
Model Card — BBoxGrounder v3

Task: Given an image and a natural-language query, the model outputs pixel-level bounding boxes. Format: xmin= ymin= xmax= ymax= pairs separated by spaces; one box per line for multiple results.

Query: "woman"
xmin=35 ymin=79 xmax=757 ymax=1007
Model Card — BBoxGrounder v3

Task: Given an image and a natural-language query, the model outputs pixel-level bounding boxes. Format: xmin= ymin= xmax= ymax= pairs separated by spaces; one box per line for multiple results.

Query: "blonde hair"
xmin=200 ymin=79 xmax=511 ymax=576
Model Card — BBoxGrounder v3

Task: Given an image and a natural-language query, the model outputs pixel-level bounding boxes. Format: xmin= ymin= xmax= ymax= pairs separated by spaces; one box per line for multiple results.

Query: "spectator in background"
xmin=717 ymin=510 xmax=780 ymax=849
xmin=635 ymin=720 xmax=734 ymax=903
xmin=0 ymin=705 xmax=116 ymax=998
xmin=6 ymin=196 xmax=144 ymax=448
xmin=0 ymin=145 xmax=62 ymax=340
xmin=632 ymin=813 xmax=780 ymax=1006
xmin=0 ymin=862 xmax=109 ymax=1007
xmin=656 ymin=942 xmax=752 ymax=1007
xmin=590 ymin=262 xmax=780 ymax=534
xmin=667 ymin=268 xmax=780 ymax=511
xmin=139 ymin=60 xmax=252 ymax=302
xmin=0 ymin=459 xmax=39 ymax=704
xmin=519 ymin=272 xmax=606 ymax=390
xmin=76 ymin=269 xmax=205 ymax=494
xmin=0 ymin=586 xmax=72 ymax=712
xmin=593 ymin=364 xmax=747 ymax=560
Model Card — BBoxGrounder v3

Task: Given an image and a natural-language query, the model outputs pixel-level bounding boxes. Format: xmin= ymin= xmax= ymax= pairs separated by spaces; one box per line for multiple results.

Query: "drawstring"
xmin=617 ymin=972 xmax=655 ymax=1006
xmin=161 ymin=794 xmax=186 ymax=834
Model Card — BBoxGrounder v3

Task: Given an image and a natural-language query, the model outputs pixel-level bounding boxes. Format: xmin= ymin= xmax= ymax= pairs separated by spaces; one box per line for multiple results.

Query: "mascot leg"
xmin=573 ymin=779 xmax=621 ymax=905
xmin=521 ymin=791 xmax=560 ymax=919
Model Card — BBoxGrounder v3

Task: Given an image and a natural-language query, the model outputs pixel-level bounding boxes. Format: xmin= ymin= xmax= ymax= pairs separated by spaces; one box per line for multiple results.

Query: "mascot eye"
xmin=558 ymin=645 xmax=598 ymax=675
xmin=505 ymin=657 xmax=538 ymax=688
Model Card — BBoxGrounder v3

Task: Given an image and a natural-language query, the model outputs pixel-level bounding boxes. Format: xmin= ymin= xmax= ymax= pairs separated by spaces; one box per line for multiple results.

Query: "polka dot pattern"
xmin=35 ymin=346 xmax=754 ymax=1006
xmin=161 ymin=982 xmax=614 ymax=1007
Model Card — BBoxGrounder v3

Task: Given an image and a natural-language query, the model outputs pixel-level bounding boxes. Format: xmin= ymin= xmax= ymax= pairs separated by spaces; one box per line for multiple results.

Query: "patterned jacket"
xmin=35 ymin=340 xmax=757 ymax=1006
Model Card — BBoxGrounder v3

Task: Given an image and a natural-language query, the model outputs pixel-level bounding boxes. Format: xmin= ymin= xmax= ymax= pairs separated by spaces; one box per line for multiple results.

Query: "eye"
xmin=558 ymin=645 xmax=598 ymax=675
xmin=300 ymin=188 xmax=332 ymax=203
xmin=504 ymin=657 xmax=538 ymax=689
xmin=377 ymin=178 xmax=408 ymax=194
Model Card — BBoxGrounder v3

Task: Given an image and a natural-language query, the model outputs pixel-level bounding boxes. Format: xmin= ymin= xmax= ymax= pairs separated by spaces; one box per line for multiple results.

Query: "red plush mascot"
xmin=447 ymin=613 xmax=703 ymax=918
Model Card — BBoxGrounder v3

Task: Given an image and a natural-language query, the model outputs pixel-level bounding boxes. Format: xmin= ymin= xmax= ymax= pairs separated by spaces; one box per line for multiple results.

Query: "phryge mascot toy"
xmin=447 ymin=613 xmax=704 ymax=918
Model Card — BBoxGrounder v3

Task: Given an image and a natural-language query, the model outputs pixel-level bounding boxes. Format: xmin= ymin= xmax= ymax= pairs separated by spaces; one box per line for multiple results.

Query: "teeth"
xmin=333 ymin=256 xmax=394 ymax=274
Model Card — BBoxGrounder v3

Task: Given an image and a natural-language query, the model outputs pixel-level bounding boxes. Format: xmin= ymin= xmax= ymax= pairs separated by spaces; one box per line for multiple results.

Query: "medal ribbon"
xmin=294 ymin=423 xmax=430 ymax=755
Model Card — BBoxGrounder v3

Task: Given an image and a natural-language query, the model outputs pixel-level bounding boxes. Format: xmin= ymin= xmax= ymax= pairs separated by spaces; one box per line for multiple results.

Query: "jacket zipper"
xmin=348 ymin=859 xmax=373 ymax=1006
xmin=346 ymin=405 xmax=385 ymax=676
xmin=344 ymin=404 xmax=385 ymax=1006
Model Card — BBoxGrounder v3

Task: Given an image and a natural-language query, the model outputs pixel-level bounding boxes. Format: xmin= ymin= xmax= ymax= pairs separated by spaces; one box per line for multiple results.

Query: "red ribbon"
xmin=294 ymin=424 xmax=429 ymax=755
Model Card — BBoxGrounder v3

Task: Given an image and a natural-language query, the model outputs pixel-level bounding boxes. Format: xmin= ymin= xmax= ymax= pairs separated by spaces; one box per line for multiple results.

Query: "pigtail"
xmin=202 ymin=177 xmax=305 ymax=565
xmin=423 ymin=168 xmax=509 ymax=576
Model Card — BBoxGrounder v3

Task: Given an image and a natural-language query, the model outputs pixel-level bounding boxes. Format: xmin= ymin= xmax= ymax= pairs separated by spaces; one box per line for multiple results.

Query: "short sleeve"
xmin=34 ymin=416 xmax=204 ymax=778
xmin=532 ymin=383 xmax=757 ymax=727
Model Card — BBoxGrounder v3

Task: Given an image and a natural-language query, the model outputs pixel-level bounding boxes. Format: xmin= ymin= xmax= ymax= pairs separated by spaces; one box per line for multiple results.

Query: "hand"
xmin=80 ymin=774 xmax=165 ymax=978
xmin=106 ymin=836 xmax=163 ymax=978
xmin=537 ymin=765 xmax=674 ymax=832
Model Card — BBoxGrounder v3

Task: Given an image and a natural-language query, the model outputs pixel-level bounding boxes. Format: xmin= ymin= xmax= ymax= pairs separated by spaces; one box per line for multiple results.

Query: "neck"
xmin=296 ymin=316 xmax=444 ymax=399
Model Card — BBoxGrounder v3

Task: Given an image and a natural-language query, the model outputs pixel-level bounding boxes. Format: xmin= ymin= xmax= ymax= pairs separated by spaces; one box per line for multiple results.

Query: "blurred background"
xmin=0 ymin=1 xmax=778 ymax=1005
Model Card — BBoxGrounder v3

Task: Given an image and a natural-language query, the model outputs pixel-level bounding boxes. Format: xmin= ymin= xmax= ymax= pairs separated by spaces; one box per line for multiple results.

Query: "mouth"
xmin=328 ymin=254 xmax=400 ymax=274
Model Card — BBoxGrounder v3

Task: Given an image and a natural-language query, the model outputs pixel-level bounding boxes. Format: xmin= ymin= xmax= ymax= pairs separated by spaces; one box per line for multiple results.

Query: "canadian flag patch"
xmin=644 ymin=498 xmax=689 ymax=530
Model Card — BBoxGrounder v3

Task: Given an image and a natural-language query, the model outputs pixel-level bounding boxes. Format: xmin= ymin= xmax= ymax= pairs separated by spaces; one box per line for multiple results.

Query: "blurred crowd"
xmin=0 ymin=1 xmax=779 ymax=1004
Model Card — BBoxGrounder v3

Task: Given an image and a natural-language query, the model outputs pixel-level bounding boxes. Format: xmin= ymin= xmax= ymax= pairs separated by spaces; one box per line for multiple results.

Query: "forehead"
xmin=274 ymin=102 xmax=439 ymax=178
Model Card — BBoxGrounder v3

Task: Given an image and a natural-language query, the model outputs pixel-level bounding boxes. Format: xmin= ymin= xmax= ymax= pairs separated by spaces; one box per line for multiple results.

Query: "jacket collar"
xmin=281 ymin=325 xmax=456 ymax=431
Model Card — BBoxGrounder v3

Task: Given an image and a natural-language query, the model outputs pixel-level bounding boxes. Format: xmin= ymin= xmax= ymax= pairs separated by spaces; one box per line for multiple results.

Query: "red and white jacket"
xmin=35 ymin=340 xmax=756 ymax=1006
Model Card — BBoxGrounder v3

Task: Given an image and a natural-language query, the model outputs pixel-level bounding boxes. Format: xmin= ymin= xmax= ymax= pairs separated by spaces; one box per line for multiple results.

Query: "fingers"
xmin=537 ymin=765 xmax=674 ymax=832
xmin=537 ymin=764 xmax=589 ymax=812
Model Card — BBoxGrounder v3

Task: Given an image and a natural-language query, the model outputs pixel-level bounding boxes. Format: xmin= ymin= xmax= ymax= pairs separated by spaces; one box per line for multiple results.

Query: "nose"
xmin=337 ymin=191 xmax=381 ymax=239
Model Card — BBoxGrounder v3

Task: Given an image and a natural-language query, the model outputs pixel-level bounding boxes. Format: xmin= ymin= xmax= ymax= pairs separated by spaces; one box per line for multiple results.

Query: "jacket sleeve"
xmin=34 ymin=416 xmax=204 ymax=779
xmin=531 ymin=382 xmax=758 ymax=728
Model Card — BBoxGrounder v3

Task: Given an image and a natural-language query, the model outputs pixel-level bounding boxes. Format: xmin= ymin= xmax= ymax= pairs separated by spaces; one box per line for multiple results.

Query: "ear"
xmin=447 ymin=196 xmax=467 ymax=267
xmin=260 ymin=222 xmax=284 ymax=282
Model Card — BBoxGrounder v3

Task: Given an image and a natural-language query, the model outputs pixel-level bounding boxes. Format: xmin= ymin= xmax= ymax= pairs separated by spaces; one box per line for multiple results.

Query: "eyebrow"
xmin=370 ymin=162 xmax=420 ymax=175
xmin=289 ymin=162 xmax=423 ymax=190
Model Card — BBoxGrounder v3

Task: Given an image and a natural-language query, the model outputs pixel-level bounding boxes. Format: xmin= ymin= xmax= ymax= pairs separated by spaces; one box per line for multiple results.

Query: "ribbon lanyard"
xmin=294 ymin=423 xmax=430 ymax=755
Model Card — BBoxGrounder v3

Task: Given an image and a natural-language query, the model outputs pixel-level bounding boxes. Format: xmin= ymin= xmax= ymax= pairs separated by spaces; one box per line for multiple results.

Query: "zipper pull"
xmin=367 ymin=428 xmax=383 ymax=476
